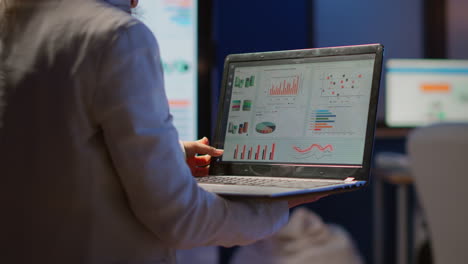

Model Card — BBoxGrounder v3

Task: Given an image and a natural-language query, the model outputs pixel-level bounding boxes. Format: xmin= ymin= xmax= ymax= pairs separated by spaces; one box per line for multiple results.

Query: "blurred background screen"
xmin=385 ymin=59 xmax=468 ymax=127
xmin=137 ymin=0 xmax=198 ymax=141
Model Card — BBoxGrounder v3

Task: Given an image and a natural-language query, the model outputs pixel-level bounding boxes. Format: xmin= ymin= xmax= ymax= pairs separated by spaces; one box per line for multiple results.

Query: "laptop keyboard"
xmin=196 ymin=176 xmax=343 ymax=189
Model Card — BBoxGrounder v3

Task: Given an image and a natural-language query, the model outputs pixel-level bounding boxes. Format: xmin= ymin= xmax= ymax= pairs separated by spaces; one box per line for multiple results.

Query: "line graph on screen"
xmin=292 ymin=144 xmax=334 ymax=160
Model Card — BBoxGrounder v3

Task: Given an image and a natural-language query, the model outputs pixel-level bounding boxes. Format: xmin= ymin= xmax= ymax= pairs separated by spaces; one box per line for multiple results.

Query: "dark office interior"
xmin=195 ymin=0 xmax=467 ymax=264
xmin=1 ymin=0 xmax=466 ymax=263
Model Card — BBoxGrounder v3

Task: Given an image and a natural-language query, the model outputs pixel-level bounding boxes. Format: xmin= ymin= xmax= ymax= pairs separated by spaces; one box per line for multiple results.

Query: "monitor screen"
xmin=220 ymin=54 xmax=376 ymax=166
xmin=136 ymin=0 xmax=198 ymax=140
xmin=386 ymin=59 xmax=468 ymax=127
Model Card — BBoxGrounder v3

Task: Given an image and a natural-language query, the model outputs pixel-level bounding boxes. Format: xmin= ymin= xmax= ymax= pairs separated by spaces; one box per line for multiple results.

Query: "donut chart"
xmin=255 ymin=122 xmax=276 ymax=134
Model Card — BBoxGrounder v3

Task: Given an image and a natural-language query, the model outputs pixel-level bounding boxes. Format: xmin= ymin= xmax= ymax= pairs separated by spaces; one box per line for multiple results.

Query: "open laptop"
xmin=197 ymin=44 xmax=384 ymax=199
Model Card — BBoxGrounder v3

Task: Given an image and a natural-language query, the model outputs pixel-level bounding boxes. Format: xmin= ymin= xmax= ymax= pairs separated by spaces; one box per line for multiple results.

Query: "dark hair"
xmin=0 ymin=1 xmax=9 ymax=128
xmin=0 ymin=68 xmax=5 ymax=129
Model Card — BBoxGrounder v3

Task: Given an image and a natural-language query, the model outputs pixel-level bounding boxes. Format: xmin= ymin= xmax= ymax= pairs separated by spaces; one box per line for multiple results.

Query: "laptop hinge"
xmin=345 ymin=177 xmax=356 ymax=182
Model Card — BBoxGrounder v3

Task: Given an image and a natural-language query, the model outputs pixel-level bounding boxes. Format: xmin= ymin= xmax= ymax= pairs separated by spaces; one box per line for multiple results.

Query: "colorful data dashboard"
xmin=222 ymin=55 xmax=375 ymax=165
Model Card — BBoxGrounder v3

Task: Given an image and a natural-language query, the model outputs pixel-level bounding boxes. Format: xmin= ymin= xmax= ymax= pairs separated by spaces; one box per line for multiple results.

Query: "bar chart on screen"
xmin=227 ymin=121 xmax=250 ymax=136
xmin=254 ymin=71 xmax=308 ymax=108
xmin=268 ymin=75 xmax=301 ymax=96
xmin=307 ymin=107 xmax=359 ymax=136
xmin=311 ymin=109 xmax=336 ymax=132
xmin=234 ymin=70 xmax=256 ymax=89
xmin=231 ymin=143 xmax=277 ymax=161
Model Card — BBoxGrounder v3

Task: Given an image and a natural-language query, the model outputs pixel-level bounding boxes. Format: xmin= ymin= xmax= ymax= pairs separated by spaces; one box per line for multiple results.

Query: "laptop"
xmin=197 ymin=44 xmax=384 ymax=199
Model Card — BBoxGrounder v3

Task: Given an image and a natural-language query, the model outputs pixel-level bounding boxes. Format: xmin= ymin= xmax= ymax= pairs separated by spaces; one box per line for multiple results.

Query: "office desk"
xmin=373 ymin=169 xmax=413 ymax=264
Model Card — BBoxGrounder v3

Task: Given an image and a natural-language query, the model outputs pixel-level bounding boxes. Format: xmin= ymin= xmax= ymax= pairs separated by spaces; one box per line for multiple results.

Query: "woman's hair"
xmin=0 ymin=0 xmax=10 ymax=128
xmin=0 ymin=0 xmax=16 ymax=30
xmin=0 ymin=67 xmax=5 ymax=128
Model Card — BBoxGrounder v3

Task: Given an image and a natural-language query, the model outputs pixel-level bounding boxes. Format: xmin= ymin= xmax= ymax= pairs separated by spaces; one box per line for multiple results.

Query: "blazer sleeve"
xmin=92 ymin=21 xmax=289 ymax=249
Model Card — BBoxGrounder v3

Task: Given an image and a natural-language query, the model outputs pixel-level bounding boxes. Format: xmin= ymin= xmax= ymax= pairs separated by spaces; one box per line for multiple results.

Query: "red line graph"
xmin=293 ymin=144 xmax=334 ymax=153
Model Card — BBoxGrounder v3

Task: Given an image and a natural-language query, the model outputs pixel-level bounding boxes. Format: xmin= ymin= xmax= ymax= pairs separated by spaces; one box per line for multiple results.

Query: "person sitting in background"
xmin=0 ymin=0 xmax=322 ymax=263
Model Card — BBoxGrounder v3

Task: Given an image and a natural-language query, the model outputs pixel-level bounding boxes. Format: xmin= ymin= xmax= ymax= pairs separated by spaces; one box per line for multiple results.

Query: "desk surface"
xmin=373 ymin=168 xmax=413 ymax=185
xmin=375 ymin=127 xmax=412 ymax=139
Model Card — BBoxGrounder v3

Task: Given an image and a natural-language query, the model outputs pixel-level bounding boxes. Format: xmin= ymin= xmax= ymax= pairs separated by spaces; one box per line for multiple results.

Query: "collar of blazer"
xmin=104 ymin=0 xmax=132 ymax=13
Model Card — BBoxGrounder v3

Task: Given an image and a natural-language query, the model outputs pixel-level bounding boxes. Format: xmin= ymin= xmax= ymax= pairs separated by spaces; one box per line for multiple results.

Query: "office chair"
xmin=407 ymin=123 xmax=468 ymax=264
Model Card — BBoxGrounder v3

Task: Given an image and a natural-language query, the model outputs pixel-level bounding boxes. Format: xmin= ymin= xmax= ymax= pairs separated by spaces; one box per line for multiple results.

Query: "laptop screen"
xmin=218 ymin=53 xmax=376 ymax=166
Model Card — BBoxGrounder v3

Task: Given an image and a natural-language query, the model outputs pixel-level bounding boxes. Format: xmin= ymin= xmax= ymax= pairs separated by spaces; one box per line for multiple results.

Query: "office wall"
xmin=314 ymin=0 xmax=423 ymax=57
xmin=211 ymin=0 xmax=310 ymax=129
xmin=447 ymin=0 xmax=468 ymax=59
xmin=314 ymin=0 xmax=424 ymax=122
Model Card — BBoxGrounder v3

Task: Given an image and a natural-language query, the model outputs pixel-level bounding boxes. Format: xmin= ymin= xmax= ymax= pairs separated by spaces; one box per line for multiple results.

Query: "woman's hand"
xmin=183 ymin=137 xmax=224 ymax=177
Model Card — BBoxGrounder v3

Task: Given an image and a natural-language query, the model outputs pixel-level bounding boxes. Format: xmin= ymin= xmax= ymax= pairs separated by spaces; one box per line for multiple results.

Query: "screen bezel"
xmin=210 ymin=44 xmax=384 ymax=182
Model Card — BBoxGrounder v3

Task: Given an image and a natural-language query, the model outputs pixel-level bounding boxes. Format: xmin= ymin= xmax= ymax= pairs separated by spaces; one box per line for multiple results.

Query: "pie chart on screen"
xmin=255 ymin=122 xmax=276 ymax=134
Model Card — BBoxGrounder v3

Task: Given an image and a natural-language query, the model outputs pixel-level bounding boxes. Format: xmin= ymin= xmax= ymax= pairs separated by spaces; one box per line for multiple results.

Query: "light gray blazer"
xmin=0 ymin=1 xmax=288 ymax=263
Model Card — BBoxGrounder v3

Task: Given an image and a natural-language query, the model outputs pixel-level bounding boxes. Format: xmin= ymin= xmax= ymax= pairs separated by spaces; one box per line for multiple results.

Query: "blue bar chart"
xmin=311 ymin=109 xmax=336 ymax=131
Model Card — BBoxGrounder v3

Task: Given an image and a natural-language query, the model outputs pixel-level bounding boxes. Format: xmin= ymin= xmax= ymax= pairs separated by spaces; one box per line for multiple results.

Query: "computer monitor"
xmin=137 ymin=0 xmax=210 ymax=140
xmin=385 ymin=59 xmax=468 ymax=127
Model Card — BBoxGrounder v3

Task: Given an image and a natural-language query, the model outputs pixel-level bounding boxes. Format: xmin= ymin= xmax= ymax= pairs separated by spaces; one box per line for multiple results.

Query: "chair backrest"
xmin=407 ymin=123 xmax=468 ymax=264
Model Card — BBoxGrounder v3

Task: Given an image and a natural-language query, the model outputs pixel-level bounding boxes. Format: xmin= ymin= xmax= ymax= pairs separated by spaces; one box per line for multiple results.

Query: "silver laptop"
xmin=197 ymin=44 xmax=384 ymax=199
